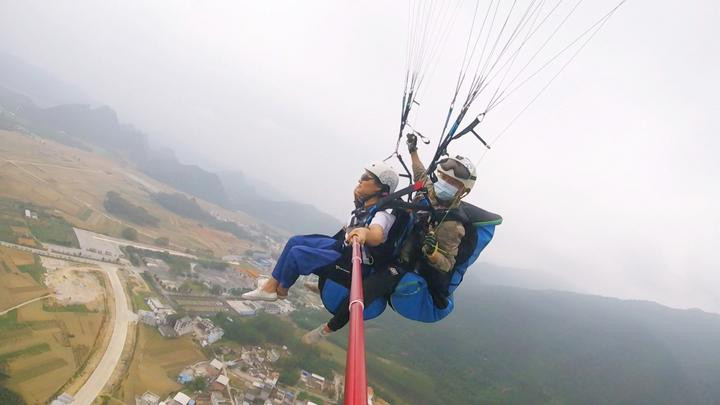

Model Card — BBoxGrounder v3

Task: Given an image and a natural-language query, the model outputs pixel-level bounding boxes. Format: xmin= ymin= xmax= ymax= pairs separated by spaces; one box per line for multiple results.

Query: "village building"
xmin=50 ymin=393 xmax=74 ymax=405
xmin=174 ymin=316 xmax=195 ymax=336
xmin=170 ymin=391 xmax=193 ymax=405
xmin=138 ymin=310 xmax=158 ymax=326
xmin=136 ymin=391 xmax=160 ymax=405
xmin=210 ymin=391 xmax=228 ymax=405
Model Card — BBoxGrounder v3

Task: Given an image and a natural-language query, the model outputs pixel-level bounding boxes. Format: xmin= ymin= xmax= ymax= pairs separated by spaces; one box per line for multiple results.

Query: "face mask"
xmin=434 ymin=178 xmax=459 ymax=202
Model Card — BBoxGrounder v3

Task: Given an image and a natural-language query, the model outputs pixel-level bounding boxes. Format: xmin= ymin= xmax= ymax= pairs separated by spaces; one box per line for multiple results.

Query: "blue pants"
xmin=271 ymin=234 xmax=343 ymax=289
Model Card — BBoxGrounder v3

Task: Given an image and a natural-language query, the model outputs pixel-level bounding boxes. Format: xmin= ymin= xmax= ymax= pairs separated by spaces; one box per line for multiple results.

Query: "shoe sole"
xmin=241 ymin=295 xmax=278 ymax=302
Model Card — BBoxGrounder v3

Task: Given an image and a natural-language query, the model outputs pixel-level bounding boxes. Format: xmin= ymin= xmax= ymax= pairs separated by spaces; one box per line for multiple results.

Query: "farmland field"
xmin=0 ymin=247 xmax=48 ymax=312
xmin=0 ymin=196 xmax=80 ymax=248
xmin=0 ymin=262 xmax=107 ymax=404
xmin=118 ymin=325 xmax=205 ymax=404
xmin=0 ymin=130 xmax=281 ymax=257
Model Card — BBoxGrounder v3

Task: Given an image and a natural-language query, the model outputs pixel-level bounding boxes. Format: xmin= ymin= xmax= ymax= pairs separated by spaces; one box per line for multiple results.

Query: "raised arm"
xmin=407 ymin=133 xmax=430 ymax=185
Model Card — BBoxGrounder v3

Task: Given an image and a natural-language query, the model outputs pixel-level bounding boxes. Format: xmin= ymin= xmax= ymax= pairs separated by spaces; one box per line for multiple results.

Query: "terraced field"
xmin=0 ymin=248 xmax=107 ymax=404
xmin=0 ymin=247 xmax=48 ymax=313
xmin=0 ymin=300 xmax=106 ymax=404
xmin=0 ymin=130 xmax=277 ymax=257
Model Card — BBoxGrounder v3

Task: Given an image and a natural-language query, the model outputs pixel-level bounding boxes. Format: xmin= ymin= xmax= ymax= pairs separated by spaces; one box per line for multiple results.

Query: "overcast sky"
xmin=1 ymin=1 xmax=718 ymax=312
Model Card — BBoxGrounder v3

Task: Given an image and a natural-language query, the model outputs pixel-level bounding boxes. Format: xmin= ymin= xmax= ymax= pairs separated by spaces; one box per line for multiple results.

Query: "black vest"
xmin=331 ymin=208 xmax=411 ymax=270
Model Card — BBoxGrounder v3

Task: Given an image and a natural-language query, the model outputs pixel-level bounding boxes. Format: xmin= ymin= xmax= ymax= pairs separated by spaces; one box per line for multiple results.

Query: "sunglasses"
xmin=439 ymin=157 xmax=473 ymax=180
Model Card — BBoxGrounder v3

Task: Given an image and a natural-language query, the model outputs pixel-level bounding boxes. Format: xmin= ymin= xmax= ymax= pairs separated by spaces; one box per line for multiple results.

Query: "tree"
xmin=0 ymin=386 xmax=26 ymax=405
xmin=279 ymin=368 xmax=300 ymax=386
xmin=210 ymin=284 xmax=223 ymax=295
xmin=186 ymin=376 xmax=207 ymax=392
xmin=121 ymin=227 xmax=138 ymax=241
xmin=104 ymin=191 xmax=159 ymax=226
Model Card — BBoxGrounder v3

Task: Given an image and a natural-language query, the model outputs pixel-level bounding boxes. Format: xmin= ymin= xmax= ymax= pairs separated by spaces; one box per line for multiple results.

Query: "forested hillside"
xmin=309 ymin=285 xmax=720 ymax=404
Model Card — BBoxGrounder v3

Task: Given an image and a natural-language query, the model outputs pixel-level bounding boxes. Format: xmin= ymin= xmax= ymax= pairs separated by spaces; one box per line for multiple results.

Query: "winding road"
xmin=72 ymin=263 xmax=133 ymax=404
xmin=0 ymin=240 xmax=134 ymax=404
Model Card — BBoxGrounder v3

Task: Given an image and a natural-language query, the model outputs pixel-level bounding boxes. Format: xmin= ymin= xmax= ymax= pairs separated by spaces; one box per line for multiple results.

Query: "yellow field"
xmin=0 ymin=247 xmax=48 ymax=311
xmin=0 ymin=299 xmax=106 ymax=404
xmin=0 ymin=130 xmax=281 ymax=257
xmin=118 ymin=325 xmax=206 ymax=404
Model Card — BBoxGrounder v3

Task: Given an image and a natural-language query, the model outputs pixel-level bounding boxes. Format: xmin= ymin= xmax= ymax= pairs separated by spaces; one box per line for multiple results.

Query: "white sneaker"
xmin=257 ymin=277 xmax=270 ymax=289
xmin=241 ymin=286 xmax=277 ymax=301
xmin=301 ymin=324 xmax=331 ymax=345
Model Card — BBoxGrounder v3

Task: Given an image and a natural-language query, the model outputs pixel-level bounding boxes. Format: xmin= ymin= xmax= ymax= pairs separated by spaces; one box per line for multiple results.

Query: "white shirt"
xmin=345 ymin=209 xmax=396 ymax=243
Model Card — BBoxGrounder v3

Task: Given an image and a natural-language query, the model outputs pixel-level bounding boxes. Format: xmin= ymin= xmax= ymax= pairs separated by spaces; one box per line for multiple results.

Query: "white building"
xmin=226 ymin=300 xmax=256 ymax=316
xmin=155 ymin=308 xmax=175 ymax=324
xmin=221 ymin=255 xmax=243 ymax=263
xmin=147 ymin=297 xmax=170 ymax=312
xmin=207 ymin=327 xmax=224 ymax=345
xmin=138 ymin=310 xmax=157 ymax=326
xmin=266 ymin=349 xmax=279 ymax=363
xmin=172 ymin=392 xmax=192 ymax=405
xmin=50 ymin=393 xmax=74 ymax=405
xmin=174 ymin=316 xmax=194 ymax=336
xmin=210 ymin=391 xmax=228 ymax=405
xmin=262 ymin=303 xmax=281 ymax=315
xmin=215 ymin=374 xmax=229 ymax=387
xmin=136 ymin=391 xmax=160 ymax=405
xmin=210 ymin=358 xmax=224 ymax=370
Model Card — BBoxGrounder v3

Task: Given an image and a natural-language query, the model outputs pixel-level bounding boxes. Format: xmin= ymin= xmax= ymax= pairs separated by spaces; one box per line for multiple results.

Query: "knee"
xmin=287 ymin=235 xmax=303 ymax=246
xmin=287 ymin=245 xmax=306 ymax=261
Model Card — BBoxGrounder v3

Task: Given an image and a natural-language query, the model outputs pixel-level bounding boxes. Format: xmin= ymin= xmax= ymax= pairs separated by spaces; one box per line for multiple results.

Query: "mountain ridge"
xmin=0 ymin=84 xmax=342 ymax=234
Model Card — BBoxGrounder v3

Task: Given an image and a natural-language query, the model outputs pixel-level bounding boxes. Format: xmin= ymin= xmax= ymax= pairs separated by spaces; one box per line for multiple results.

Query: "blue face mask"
xmin=434 ymin=178 xmax=459 ymax=202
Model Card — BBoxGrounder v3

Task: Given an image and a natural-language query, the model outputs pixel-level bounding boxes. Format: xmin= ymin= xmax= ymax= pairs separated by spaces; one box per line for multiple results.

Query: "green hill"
xmin=315 ymin=285 xmax=720 ymax=404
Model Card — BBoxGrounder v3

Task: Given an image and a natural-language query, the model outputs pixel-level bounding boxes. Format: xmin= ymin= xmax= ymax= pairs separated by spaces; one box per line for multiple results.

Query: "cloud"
xmin=0 ymin=1 xmax=718 ymax=311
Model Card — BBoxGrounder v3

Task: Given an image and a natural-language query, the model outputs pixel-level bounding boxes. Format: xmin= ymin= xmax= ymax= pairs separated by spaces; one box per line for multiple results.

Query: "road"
xmin=0 ymin=294 xmax=52 ymax=315
xmin=72 ymin=263 xmax=134 ymax=404
xmin=0 ymin=240 xmax=119 ymax=266
xmin=0 ymin=240 xmax=135 ymax=404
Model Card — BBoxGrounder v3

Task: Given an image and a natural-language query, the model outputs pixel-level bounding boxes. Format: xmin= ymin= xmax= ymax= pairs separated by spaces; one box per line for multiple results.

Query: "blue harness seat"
xmin=389 ymin=211 xmax=499 ymax=322
xmin=319 ymin=202 xmax=501 ymax=323
xmin=321 ymin=275 xmax=388 ymax=321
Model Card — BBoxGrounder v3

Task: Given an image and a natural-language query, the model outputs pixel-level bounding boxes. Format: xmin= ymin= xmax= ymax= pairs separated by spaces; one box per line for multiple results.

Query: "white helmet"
xmin=436 ymin=155 xmax=476 ymax=191
xmin=365 ymin=161 xmax=399 ymax=195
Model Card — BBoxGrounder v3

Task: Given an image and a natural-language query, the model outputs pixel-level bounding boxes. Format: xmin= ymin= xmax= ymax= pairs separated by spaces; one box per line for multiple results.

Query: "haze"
xmin=1 ymin=1 xmax=718 ymax=312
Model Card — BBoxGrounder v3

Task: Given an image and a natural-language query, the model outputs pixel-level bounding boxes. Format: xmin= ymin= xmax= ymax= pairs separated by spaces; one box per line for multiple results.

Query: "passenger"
xmin=241 ymin=161 xmax=400 ymax=301
xmin=302 ymin=134 xmax=477 ymax=343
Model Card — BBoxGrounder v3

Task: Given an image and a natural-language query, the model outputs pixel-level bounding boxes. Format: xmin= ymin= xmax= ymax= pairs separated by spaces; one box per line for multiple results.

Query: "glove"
xmin=406 ymin=133 xmax=418 ymax=153
xmin=421 ymin=231 xmax=438 ymax=257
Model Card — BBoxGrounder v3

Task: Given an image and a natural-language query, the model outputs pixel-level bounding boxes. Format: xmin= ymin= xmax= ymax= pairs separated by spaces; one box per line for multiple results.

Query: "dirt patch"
xmin=10 ymin=226 xmax=31 ymax=236
xmin=17 ymin=237 xmax=38 ymax=247
xmin=42 ymin=258 xmax=104 ymax=307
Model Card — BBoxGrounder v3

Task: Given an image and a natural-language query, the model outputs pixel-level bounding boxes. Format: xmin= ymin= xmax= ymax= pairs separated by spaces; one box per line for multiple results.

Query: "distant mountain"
xmin=328 ymin=285 xmax=720 ymax=404
xmin=0 ymin=85 xmax=340 ymax=234
xmin=219 ymin=171 xmax=342 ymax=235
xmin=470 ymin=261 xmax=577 ymax=291
xmin=0 ymin=51 xmax=96 ymax=107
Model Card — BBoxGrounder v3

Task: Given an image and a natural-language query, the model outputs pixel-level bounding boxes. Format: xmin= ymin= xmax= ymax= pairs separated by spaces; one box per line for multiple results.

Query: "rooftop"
xmin=216 ymin=374 xmax=229 ymax=386
xmin=210 ymin=358 xmax=224 ymax=370
xmin=172 ymin=391 xmax=192 ymax=405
